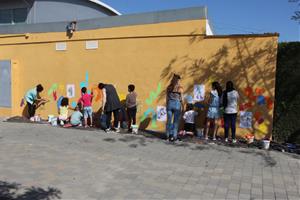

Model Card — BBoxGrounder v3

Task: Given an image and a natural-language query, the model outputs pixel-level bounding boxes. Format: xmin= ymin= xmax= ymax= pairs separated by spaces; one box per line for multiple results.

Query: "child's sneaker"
xmin=114 ymin=128 xmax=120 ymax=133
xmin=225 ymin=138 xmax=228 ymax=142
xmin=213 ymin=137 xmax=216 ymax=141
xmin=232 ymin=139 xmax=237 ymax=144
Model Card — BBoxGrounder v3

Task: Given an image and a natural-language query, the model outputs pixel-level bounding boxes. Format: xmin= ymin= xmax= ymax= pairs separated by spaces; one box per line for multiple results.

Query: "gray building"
xmin=0 ymin=0 xmax=121 ymax=25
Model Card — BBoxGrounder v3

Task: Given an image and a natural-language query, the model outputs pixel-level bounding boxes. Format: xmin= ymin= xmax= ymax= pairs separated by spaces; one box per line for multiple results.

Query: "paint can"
xmin=262 ymin=140 xmax=270 ymax=150
xmin=196 ymin=128 xmax=204 ymax=138
xmin=132 ymin=125 xmax=139 ymax=134
xmin=51 ymin=118 xmax=58 ymax=126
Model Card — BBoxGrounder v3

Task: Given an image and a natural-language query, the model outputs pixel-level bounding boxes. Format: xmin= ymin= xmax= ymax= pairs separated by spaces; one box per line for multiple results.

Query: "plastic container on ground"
xmin=262 ymin=140 xmax=270 ymax=150
xmin=51 ymin=118 xmax=58 ymax=126
xmin=48 ymin=115 xmax=55 ymax=122
xmin=131 ymin=125 xmax=138 ymax=134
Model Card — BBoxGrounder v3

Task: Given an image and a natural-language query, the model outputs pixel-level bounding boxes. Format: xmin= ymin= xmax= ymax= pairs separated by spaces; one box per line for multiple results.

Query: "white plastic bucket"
xmin=51 ymin=118 xmax=58 ymax=126
xmin=132 ymin=125 xmax=138 ymax=134
xmin=48 ymin=115 xmax=54 ymax=122
xmin=34 ymin=115 xmax=41 ymax=122
xmin=262 ymin=140 xmax=270 ymax=150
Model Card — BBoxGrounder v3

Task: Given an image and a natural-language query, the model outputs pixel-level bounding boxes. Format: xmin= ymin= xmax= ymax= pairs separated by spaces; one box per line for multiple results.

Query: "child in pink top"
xmin=78 ymin=87 xmax=93 ymax=128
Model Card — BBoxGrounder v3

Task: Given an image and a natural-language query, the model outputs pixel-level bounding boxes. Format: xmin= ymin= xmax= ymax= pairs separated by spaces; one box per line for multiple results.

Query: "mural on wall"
xmin=156 ymin=106 xmax=167 ymax=122
xmin=141 ymin=82 xmax=162 ymax=128
xmin=184 ymin=94 xmax=193 ymax=104
xmin=71 ymin=102 xmax=77 ymax=108
xmin=240 ymin=86 xmax=274 ymax=136
xmin=48 ymin=83 xmax=58 ymax=96
xmin=146 ymin=83 xmax=162 ymax=105
xmin=80 ymin=71 xmax=89 ymax=89
xmin=53 ymin=91 xmax=57 ymax=101
xmin=194 ymin=84 xmax=205 ymax=101
xmin=58 ymin=83 xmax=65 ymax=95
xmin=239 ymin=111 xmax=253 ymax=129
xmin=66 ymin=84 xmax=75 ymax=98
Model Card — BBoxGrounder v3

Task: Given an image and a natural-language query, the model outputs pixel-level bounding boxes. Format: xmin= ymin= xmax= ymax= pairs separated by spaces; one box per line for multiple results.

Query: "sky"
xmin=103 ymin=0 xmax=300 ymax=42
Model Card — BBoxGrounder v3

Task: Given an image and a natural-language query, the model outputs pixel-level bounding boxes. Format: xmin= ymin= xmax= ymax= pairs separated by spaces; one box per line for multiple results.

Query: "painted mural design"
xmin=140 ymin=83 xmax=162 ymax=128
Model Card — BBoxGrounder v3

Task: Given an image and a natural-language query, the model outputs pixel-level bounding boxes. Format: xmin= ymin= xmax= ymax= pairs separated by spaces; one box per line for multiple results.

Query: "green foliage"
xmin=273 ymin=42 xmax=300 ymax=143
xmin=289 ymin=0 xmax=300 ymax=22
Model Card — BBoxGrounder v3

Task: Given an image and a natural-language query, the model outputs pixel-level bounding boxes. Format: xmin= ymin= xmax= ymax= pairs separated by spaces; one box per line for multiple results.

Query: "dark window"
xmin=13 ymin=8 xmax=27 ymax=23
xmin=0 ymin=8 xmax=27 ymax=24
xmin=0 ymin=9 xmax=12 ymax=24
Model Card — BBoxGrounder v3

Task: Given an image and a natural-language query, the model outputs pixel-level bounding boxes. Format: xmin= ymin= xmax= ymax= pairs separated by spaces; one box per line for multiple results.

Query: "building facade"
xmin=0 ymin=5 xmax=278 ymax=139
xmin=0 ymin=0 xmax=120 ymax=25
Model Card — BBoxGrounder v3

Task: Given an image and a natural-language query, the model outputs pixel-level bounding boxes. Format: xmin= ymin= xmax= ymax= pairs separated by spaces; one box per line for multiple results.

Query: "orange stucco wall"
xmin=0 ymin=19 xmax=278 ymax=139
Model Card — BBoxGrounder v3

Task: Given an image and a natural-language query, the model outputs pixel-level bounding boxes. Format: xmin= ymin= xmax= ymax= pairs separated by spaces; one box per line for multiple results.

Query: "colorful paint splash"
xmin=146 ymin=82 xmax=162 ymax=105
xmin=52 ymin=91 xmax=57 ymax=101
xmin=80 ymin=71 xmax=89 ymax=89
xmin=142 ymin=82 xmax=162 ymax=128
xmin=71 ymin=101 xmax=77 ymax=108
xmin=141 ymin=108 xmax=157 ymax=128
xmin=48 ymin=83 xmax=58 ymax=96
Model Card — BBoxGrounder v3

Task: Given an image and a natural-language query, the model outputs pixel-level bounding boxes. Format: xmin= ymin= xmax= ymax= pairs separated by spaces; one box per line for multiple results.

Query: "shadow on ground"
xmin=239 ymin=149 xmax=277 ymax=167
xmin=0 ymin=181 xmax=61 ymax=200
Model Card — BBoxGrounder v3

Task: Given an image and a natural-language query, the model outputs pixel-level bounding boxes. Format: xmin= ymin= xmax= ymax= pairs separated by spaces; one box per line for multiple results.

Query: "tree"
xmin=289 ymin=0 xmax=300 ymax=22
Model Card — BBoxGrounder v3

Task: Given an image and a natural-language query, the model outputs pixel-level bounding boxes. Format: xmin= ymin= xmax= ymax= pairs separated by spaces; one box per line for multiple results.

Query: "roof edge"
xmin=205 ymin=33 xmax=280 ymax=39
xmin=0 ymin=7 xmax=207 ymax=35
xmin=88 ymin=0 xmax=121 ymax=15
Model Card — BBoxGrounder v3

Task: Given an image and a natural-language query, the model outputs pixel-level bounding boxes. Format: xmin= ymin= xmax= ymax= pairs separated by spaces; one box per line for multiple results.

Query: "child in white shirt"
xmin=183 ymin=104 xmax=198 ymax=136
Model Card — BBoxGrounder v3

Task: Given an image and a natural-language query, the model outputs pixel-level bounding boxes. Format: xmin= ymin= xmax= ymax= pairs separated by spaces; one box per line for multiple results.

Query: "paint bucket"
xmin=48 ymin=115 xmax=55 ymax=122
xmin=51 ymin=118 xmax=58 ymax=126
xmin=245 ymin=134 xmax=254 ymax=144
xmin=34 ymin=115 xmax=41 ymax=122
xmin=247 ymin=136 xmax=254 ymax=144
xmin=262 ymin=140 xmax=270 ymax=150
xmin=132 ymin=125 xmax=139 ymax=134
xmin=196 ymin=128 xmax=204 ymax=138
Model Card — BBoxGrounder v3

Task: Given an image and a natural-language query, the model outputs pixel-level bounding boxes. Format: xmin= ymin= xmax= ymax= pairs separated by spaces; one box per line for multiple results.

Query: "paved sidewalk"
xmin=0 ymin=121 xmax=299 ymax=200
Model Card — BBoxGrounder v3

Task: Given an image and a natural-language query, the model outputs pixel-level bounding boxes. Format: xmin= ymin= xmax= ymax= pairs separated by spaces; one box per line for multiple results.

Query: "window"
xmin=0 ymin=8 xmax=27 ymax=24
xmin=0 ymin=9 xmax=12 ymax=24
xmin=13 ymin=8 xmax=27 ymax=23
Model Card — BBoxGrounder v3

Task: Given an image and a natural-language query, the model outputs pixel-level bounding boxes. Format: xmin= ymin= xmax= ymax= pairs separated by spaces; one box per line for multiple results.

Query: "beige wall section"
xmin=0 ymin=19 xmax=278 ymax=139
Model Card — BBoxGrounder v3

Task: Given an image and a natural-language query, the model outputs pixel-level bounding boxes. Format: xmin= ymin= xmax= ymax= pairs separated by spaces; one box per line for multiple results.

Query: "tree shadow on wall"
xmin=159 ymin=36 xmax=277 ymax=138
xmin=0 ymin=180 xmax=61 ymax=200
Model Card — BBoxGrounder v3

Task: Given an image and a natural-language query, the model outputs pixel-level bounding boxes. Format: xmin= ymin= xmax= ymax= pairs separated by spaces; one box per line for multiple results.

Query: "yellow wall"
xmin=0 ymin=19 xmax=278 ymax=139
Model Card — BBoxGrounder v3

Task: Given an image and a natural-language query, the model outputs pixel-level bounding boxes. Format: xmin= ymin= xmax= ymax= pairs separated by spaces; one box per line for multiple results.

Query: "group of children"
xmin=56 ymin=85 xmax=138 ymax=131
xmin=26 ymin=79 xmax=238 ymax=142
xmin=179 ymin=81 xmax=239 ymax=143
xmin=57 ymin=87 xmax=93 ymax=127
